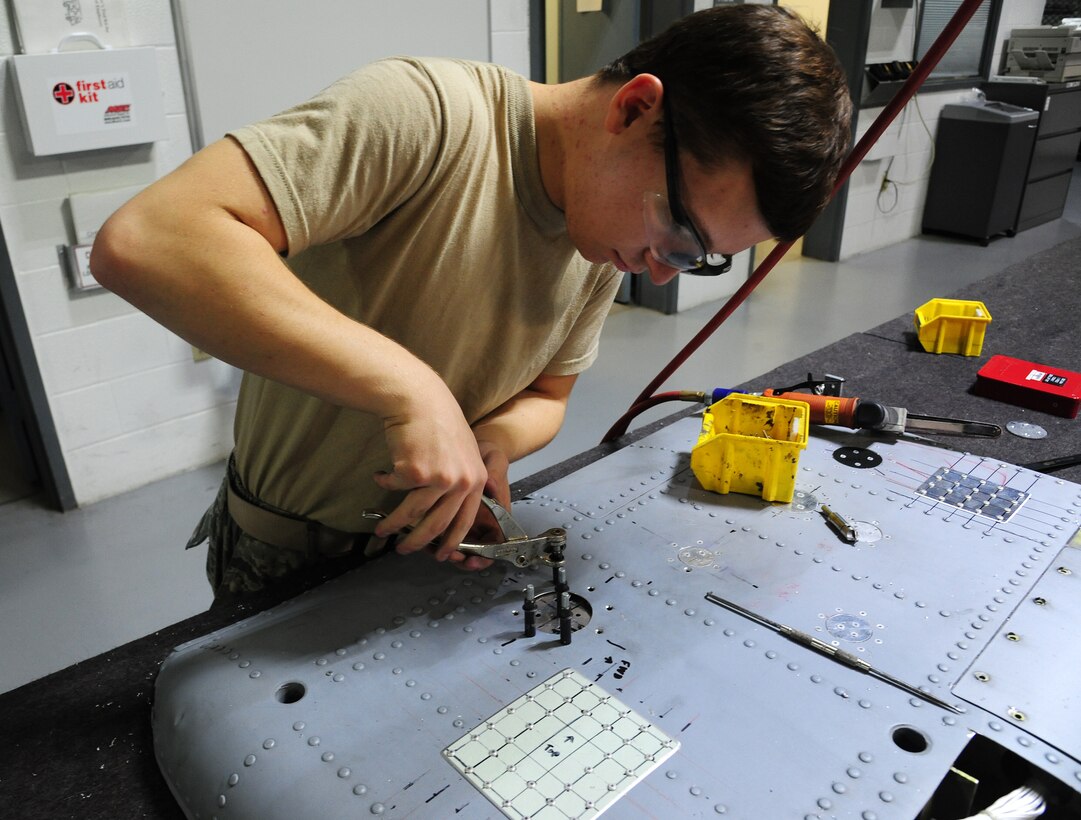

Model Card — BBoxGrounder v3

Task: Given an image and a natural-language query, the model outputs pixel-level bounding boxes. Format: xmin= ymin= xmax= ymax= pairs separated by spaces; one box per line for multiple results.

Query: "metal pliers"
xmin=458 ymin=497 xmax=567 ymax=568
xmin=362 ymin=496 xmax=566 ymax=569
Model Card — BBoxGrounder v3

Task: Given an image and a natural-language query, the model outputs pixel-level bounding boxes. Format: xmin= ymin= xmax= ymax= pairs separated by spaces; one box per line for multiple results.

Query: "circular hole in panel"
xmin=531 ymin=591 xmax=593 ymax=634
xmin=891 ymin=725 xmax=930 ymax=754
xmin=276 ymin=682 xmax=307 ymax=704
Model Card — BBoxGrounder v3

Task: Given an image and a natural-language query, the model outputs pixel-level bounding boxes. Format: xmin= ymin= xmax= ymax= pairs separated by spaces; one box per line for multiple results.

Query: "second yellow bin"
xmin=914 ymin=298 xmax=991 ymax=356
xmin=691 ymin=393 xmax=809 ymax=504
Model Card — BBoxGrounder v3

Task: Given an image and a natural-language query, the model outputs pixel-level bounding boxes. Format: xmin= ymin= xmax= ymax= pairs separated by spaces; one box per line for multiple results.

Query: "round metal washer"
xmin=825 ymin=613 xmax=873 ymax=643
xmin=678 ymin=547 xmax=715 ymax=567
xmin=832 ymin=447 xmax=883 ymax=469
xmin=853 ymin=521 xmax=883 ymax=544
xmin=1006 ymin=421 xmax=1047 ymax=439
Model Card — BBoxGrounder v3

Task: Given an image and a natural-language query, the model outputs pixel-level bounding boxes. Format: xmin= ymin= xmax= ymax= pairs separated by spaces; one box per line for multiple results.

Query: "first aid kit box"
xmin=10 ymin=46 xmax=167 ymax=156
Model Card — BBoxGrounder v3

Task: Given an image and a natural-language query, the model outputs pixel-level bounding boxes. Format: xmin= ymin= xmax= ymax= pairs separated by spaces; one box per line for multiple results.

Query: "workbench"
xmin=1 ymin=236 xmax=1078 ymax=819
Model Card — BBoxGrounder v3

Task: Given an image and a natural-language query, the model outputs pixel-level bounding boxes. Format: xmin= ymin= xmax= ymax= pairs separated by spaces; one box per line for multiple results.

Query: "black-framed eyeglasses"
xmin=642 ymin=96 xmax=732 ymax=276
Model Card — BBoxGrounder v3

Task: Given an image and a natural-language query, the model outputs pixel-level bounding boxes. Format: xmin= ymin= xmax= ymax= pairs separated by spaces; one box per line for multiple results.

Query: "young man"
xmin=91 ymin=6 xmax=851 ymax=597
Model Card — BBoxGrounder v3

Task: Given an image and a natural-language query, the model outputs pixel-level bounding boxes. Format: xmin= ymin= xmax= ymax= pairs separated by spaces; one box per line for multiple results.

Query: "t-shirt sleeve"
xmin=227 ymin=59 xmax=442 ymax=257
xmin=543 ymin=261 xmax=624 ymax=376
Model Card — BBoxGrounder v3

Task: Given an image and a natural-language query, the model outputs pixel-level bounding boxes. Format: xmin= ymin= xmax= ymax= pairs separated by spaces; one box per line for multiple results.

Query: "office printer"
xmin=1006 ymin=24 xmax=1081 ymax=82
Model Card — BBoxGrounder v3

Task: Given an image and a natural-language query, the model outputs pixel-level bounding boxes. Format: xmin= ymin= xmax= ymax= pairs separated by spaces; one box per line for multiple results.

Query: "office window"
xmin=915 ymin=0 xmax=999 ymax=80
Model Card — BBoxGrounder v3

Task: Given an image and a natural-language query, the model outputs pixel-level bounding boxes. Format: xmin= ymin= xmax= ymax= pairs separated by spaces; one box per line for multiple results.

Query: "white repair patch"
xmin=443 ymin=668 xmax=678 ymax=819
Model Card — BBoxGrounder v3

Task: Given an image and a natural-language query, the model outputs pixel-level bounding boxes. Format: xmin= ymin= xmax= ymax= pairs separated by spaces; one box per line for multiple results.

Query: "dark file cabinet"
xmin=983 ymin=80 xmax=1081 ymax=231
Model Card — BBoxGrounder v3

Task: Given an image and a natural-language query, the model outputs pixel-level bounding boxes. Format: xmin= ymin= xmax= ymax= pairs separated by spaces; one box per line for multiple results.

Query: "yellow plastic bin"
xmin=914 ymin=298 xmax=991 ymax=356
xmin=691 ymin=393 xmax=809 ymax=504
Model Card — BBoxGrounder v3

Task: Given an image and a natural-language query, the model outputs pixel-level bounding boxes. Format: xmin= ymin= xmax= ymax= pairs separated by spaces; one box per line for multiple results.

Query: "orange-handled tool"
xmin=764 ymin=391 xmax=865 ymax=427
xmin=763 ymin=390 xmax=1000 ymax=438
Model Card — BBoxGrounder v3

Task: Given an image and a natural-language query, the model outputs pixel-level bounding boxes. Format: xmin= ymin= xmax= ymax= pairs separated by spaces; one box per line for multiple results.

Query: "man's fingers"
xmin=382 ymin=486 xmax=482 ymax=557
xmin=431 ymin=494 xmax=482 ymax=561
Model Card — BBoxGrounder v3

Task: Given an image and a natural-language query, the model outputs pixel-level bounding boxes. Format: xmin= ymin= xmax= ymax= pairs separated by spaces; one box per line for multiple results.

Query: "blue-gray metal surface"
xmin=153 ymin=418 xmax=1081 ymax=818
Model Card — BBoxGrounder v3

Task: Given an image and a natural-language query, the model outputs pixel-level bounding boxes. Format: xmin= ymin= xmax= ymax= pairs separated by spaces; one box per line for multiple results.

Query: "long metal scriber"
xmin=704 ymin=592 xmax=960 ymax=713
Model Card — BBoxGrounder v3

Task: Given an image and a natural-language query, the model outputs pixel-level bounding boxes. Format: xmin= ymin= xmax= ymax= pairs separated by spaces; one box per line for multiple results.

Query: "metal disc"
xmin=825 ymin=613 xmax=874 ymax=643
xmin=832 ymin=447 xmax=883 ymax=469
xmin=678 ymin=547 xmax=716 ymax=567
xmin=1006 ymin=421 xmax=1047 ymax=439
xmin=853 ymin=521 xmax=883 ymax=544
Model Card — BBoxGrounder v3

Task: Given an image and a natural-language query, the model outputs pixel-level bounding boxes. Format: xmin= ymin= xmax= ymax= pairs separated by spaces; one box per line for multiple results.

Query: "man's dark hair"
xmin=598 ymin=5 xmax=853 ymax=241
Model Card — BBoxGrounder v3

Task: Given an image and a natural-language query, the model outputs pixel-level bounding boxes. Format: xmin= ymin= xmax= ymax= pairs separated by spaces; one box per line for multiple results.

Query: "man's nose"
xmin=644 ymin=253 xmax=681 ymax=286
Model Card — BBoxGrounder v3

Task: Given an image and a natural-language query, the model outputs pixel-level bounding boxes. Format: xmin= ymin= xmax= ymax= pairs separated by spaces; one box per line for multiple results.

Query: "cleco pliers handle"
xmin=361 ymin=496 xmax=566 ymax=569
xmin=457 ymin=497 xmax=567 ymax=568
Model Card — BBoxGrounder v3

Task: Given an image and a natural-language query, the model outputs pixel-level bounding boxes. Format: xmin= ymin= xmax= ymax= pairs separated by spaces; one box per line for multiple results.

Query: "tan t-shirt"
xmin=228 ymin=57 xmax=622 ymax=530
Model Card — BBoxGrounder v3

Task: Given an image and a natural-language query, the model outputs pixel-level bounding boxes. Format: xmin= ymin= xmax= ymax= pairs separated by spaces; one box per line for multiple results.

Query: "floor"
xmin=1 ymin=169 xmax=1078 ymax=695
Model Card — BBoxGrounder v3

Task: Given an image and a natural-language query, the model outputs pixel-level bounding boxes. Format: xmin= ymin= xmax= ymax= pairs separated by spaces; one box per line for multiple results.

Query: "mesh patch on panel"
xmin=915 ymin=468 xmax=1028 ymax=521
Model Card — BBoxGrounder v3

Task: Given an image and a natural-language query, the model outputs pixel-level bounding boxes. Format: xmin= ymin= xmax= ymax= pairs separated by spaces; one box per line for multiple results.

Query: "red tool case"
xmin=975 ymin=355 xmax=1081 ymax=418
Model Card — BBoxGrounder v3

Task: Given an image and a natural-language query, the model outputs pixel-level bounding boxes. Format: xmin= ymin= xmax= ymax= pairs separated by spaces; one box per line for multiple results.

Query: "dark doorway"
xmin=0 ymin=223 xmax=75 ymax=511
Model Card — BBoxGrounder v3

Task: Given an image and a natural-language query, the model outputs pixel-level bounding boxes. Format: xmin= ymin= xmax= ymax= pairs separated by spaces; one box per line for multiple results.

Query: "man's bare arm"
xmin=91 ymin=138 xmax=488 ymax=554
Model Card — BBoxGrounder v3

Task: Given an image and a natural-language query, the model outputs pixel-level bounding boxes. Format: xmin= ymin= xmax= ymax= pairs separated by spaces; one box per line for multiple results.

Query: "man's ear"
xmin=603 ymin=74 xmax=664 ymax=134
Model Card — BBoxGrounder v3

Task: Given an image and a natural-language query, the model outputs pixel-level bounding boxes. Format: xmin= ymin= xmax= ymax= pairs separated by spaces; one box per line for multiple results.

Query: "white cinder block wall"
xmin=0 ymin=0 xmax=238 ymax=506
xmin=839 ymin=0 xmax=1046 ymax=260
xmin=1 ymin=0 xmax=531 ymax=506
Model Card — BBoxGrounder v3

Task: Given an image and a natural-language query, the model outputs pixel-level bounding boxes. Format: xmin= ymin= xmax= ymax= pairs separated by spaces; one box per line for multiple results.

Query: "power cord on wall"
xmin=877 ymin=93 xmax=936 ymax=213
xmin=878 ymin=1 xmax=936 ymax=214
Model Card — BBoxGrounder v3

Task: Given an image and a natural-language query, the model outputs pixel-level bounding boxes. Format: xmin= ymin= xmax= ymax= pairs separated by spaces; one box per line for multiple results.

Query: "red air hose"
xmin=602 ymin=0 xmax=988 ymax=443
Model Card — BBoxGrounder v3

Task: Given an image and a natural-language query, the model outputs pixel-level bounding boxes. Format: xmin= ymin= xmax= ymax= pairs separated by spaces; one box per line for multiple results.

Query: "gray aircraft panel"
xmin=154 ymin=416 xmax=1081 ymax=818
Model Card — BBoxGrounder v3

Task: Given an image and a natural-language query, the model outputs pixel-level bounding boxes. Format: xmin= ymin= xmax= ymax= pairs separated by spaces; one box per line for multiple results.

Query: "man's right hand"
xmin=371 ymin=383 xmax=489 ymax=561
